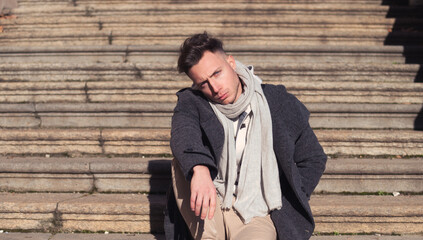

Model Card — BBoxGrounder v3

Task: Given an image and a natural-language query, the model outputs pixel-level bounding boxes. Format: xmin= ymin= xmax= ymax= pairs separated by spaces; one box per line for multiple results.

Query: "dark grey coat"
xmin=165 ymin=84 xmax=327 ymax=240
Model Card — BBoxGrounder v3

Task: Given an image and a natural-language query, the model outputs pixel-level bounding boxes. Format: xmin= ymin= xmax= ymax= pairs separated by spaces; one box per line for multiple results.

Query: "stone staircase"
xmin=0 ymin=0 xmax=422 ymax=238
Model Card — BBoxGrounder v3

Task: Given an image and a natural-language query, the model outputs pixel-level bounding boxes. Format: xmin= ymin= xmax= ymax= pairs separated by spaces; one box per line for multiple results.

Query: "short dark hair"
xmin=177 ymin=32 xmax=224 ymax=74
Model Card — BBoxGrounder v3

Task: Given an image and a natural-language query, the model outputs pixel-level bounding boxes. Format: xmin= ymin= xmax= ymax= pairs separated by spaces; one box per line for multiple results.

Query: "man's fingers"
xmin=208 ymin=193 xmax=216 ymax=220
xmin=190 ymin=192 xmax=197 ymax=211
xmin=200 ymin=195 xmax=210 ymax=220
xmin=194 ymin=194 xmax=203 ymax=216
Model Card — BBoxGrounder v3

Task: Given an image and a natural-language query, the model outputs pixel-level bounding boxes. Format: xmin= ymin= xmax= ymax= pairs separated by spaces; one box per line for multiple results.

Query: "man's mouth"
xmin=218 ymin=93 xmax=228 ymax=101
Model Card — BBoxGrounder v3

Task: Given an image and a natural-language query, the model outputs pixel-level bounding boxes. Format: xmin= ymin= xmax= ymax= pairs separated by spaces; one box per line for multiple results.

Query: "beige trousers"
xmin=172 ymin=159 xmax=277 ymax=240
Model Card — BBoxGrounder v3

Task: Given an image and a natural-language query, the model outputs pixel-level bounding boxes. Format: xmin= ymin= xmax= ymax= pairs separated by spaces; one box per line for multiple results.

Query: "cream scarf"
xmin=209 ymin=61 xmax=282 ymax=223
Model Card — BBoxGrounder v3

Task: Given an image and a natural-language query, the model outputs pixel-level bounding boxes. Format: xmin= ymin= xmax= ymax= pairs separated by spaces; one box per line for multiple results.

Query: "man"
xmin=165 ymin=32 xmax=327 ymax=240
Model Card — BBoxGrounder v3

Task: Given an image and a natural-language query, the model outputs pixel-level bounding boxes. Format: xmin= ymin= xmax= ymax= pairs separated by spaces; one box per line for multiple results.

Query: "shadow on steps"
xmin=382 ymin=0 xmax=423 ymax=130
xmin=415 ymin=105 xmax=423 ymax=131
xmin=148 ymin=159 xmax=172 ymax=236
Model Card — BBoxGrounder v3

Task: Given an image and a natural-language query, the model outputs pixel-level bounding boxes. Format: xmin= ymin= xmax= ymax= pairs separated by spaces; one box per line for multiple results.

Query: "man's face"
xmin=188 ymin=51 xmax=242 ymax=105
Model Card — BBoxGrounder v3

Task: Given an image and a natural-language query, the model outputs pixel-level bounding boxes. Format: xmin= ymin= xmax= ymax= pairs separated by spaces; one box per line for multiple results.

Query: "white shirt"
xmin=232 ymin=105 xmax=252 ymax=195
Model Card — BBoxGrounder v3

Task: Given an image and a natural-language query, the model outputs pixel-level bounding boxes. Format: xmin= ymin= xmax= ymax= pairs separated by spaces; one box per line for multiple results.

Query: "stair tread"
xmin=0 ymin=233 xmax=421 ymax=240
xmin=0 ymin=157 xmax=422 ymax=174
xmin=0 ymin=192 xmax=421 ymax=215
xmin=0 ymin=192 xmax=422 ymax=234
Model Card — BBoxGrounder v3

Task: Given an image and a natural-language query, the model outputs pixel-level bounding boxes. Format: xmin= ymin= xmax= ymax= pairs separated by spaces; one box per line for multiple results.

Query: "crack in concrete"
xmin=133 ymin=63 xmax=143 ymax=80
xmin=33 ymin=102 xmax=42 ymax=128
xmin=108 ymin=30 xmax=113 ymax=45
xmin=84 ymin=81 xmax=90 ymax=103
xmin=88 ymin=161 xmax=98 ymax=194
xmin=99 ymin=129 xmax=105 ymax=155
xmin=98 ymin=20 xmax=103 ymax=31
xmin=123 ymin=45 xmax=129 ymax=63
xmin=50 ymin=193 xmax=92 ymax=234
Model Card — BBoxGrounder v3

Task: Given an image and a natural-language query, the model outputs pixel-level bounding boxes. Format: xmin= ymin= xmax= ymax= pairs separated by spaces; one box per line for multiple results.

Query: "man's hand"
xmin=190 ymin=165 xmax=217 ymax=220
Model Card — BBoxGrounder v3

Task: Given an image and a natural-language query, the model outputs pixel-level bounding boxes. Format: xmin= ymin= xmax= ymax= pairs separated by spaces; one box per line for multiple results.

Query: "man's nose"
xmin=208 ymin=79 xmax=220 ymax=94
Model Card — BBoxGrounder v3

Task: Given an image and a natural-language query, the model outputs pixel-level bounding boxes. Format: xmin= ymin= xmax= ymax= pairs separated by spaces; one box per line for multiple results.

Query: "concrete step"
xmin=0 ymin=128 xmax=421 ymax=156
xmin=17 ymin=0 xmax=407 ymax=5
xmin=1 ymin=45 xmax=422 ymax=64
xmin=1 ymin=16 xmax=421 ymax=47
xmin=1 ymin=15 xmax=421 ymax=47
xmin=0 ymin=157 xmax=421 ymax=193
xmin=0 ymin=102 xmax=420 ymax=130
xmin=317 ymin=158 xmax=423 ymax=193
xmin=0 ymin=233 xmax=422 ymax=240
xmin=0 ymin=79 xmax=420 ymax=104
xmin=0 ymin=233 xmax=164 ymax=240
xmin=7 ymin=3 xmax=415 ymax=18
xmin=0 ymin=192 xmax=422 ymax=234
xmin=5 ymin=3 xmax=391 ymax=16
xmin=3 ymin=14 xmax=416 ymax=31
xmin=0 ymin=157 xmax=172 ymax=193
xmin=0 ymin=62 xmax=420 ymax=83
xmin=4 ymin=28 xmax=421 ymax=47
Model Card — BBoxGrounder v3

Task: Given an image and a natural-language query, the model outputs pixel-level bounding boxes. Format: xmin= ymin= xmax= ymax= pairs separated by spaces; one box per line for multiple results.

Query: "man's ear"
xmin=226 ymin=55 xmax=236 ymax=70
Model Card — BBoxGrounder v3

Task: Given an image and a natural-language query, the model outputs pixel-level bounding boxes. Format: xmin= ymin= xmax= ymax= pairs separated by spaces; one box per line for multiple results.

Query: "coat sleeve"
xmin=288 ymin=93 xmax=327 ymax=199
xmin=170 ymin=90 xmax=218 ymax=181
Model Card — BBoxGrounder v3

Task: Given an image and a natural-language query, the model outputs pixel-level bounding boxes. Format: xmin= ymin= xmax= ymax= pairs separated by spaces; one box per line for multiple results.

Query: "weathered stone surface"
xmin=7 ymin=3 xmax=394 ymax=20
xmin=1 ymin=62 xmax=420 ymax=83
xmin=0 ymin=142 xmax=102 ymax=155
xmin=0 ymin=193 xmax=422 ymax=234
xmin=0 ymin=157 xmax=168 ymax=174
xmin=312 ymin=195 xmax=423 ymax=234
xmin=35 ymin=102 xmax=176 ymax=112
xmin=0 ymin=14 xmax=400 ymax=31
xmin=58 ymin=194 xmax=165 ymax=233
xmin=52 ymin=233 xmax=164 ymax=240
xmin=103 ymin=145 xmax=171 ymax=155
xmin=0 ymin=129 xmax=100 ymax=141
xmin=0 ymin=112 xmax=416 ymax=129
xmin=311 ymin=237 xmax=423 ymax=240
xmin=0 ymin=102 xmax=421 ymax=129
xmin=0 ymin=193 xmax=84 ymax=213
xmin=315 ymin=222 xmax=423 ymax=235
xmin=0 ymin=129 xmax=421 ymax=156
xmin=1 ymin=157 xmax=421 ymax=193
xmin=0 ymin=193 xmax=82 ymax=231
xmin=0 ymin=217 xmax=54 ymax=231
xmin=310 ymin=113 xmax=418 ymax=129
xmin=1 ymin=232 xmax=421 ymax=240
xmin=0 ymin=103 xmax=35 ymax=112
xmin=316 ymin=174 xmax=423 ymax=193
xmin=0 ymin=233 xmax=51 ymax=240
xmin=57 ymin=193 xmax=164 ymax=215
xmin=0 ymin=113 xmax=40 ymax=128
xmin=311 ymin=195 xmax=423 ymax=216
xmin=94 ymin=173 xmax=170 ymax=193
xmin=3 ymin=27 xmax=413 ymax=47
xmin=0 ymin=173 xmax=94 ymax=192
xmin=315 ymin=130 xmax=423 ymax=156
xmin=0 ymin=45 xmax=415 ymax=64
xmin=89 ymin=157 xmax=169 ymax=174
xmin=39 ymin=113 xmax=172 ymax=128
xmin=325 ymin=158 xmax=423 ymax=174
xmin=101 ymin=129 xmax=170 ymax=141
xmin=0 ymin=157 xmax=92 ymax=173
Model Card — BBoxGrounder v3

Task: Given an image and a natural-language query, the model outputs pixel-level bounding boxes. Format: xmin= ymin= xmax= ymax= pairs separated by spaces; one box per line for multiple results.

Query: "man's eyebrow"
xmin=209 ymin=68 xmax=221 ymax=78
xmin=196 ymin=67 xmax=222 ymax=86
